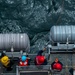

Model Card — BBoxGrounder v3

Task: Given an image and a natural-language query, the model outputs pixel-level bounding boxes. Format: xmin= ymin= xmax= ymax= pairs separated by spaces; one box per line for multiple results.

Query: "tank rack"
xmin=47 ymin=43 xmax=75 ymax=54
xmin=16 ymin=65 xmax=50 ymax=75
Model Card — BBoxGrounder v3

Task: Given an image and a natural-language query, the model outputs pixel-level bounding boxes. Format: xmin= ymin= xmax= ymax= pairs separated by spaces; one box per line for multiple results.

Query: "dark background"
xmin=0 ymin=0 xmax=75 ymax=52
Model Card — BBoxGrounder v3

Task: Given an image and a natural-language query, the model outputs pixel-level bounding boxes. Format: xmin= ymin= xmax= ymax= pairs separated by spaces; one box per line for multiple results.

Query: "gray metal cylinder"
xmin=0 ymin=33 xmax=30 ymax=52
xmin=50 ymin=26 xmax=75 ymax=43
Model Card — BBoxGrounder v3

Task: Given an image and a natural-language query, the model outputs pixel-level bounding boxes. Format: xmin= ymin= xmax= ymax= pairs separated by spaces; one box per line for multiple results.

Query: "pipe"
xmin=50 ymin=51 xmax=75 ymax=54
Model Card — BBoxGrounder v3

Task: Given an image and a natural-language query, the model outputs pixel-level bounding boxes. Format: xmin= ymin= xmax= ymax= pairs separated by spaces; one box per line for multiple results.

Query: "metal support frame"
xmin=16 ymin=65 xmax=50 ymax=75
xmin=16 ymin=66 xmax=19 ymax=75
xmin=1 ymin=41 xmax=75 ymax=75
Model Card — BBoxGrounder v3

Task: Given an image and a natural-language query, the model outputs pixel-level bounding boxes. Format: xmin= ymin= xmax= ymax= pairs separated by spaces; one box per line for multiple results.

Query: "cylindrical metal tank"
xmin=50 ymin=26 xmax=75 ymax=43
xmin=0 ymin=33 xmax=30 ymax=52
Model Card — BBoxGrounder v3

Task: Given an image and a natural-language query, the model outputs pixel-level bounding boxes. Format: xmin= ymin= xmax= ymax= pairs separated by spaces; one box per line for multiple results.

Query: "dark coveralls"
xmin=69 ymin=68 xmax=73 ymax=75
xmin=34 ymin=50 xmax=47 ymax=65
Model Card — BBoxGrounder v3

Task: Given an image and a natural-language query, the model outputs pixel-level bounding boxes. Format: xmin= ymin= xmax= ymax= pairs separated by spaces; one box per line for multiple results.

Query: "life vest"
xmin=52 ymin=62 xmax=62 ymax=71
xmin=35 ymin=56 xmax=45 ymax=65
xmin=19 ymin=59 xmax=29 ymax=66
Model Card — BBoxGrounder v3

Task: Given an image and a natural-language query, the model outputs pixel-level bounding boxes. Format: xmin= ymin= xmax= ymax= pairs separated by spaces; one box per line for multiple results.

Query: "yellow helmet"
xmin=1 ymin=56 xmax=9 ymax=64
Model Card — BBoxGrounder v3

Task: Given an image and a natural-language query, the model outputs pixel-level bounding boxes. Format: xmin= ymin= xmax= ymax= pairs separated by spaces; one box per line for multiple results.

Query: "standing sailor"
xmin=34 ymin=47 xmax=47 ymax=65
xmin=19 ymin=55 xmax=30 ymax=66
xmin=51 ymin=58 xmax=63 ymax=71
xmin=0 ymin=52 xmax=14 ymax=71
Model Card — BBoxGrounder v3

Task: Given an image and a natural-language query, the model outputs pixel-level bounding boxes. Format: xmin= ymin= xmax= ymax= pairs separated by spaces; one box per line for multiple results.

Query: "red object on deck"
xmin=19 ymin=59 xmax=28 ymax=66
xmin=35 ymin=56 xmax=45 ymax=65
xmin=53 ymin=63 xmax=62 ymax=71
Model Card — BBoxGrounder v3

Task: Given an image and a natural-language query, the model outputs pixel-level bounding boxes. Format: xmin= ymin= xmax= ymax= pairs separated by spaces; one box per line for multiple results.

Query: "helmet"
xmin=1 ymin=56 xmax=9 ymax=64
xmin=21 ymin=55 xmax=27 ymax=61
xmin=36 ymin=56 xmax=45 ymax=64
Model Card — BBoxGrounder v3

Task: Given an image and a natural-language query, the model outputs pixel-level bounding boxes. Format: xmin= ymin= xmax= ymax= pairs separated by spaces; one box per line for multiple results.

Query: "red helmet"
xmin=36 ymin=56 xmax=45 ymax=65
xmin=53 ymin=63 xmax=62 ymax=71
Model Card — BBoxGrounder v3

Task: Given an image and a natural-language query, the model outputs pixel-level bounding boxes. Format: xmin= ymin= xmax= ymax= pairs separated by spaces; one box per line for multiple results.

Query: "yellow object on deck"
xmin=0 ymin=56 xmax=10 ymax=67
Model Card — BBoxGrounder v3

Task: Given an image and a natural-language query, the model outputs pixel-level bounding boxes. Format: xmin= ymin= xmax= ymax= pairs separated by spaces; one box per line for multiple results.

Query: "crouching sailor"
xmin=19 ymin=55 xmax=30 ymax=66
xmin=0 ymin=52 xmax=14 ymax=71
xmin=34 ymin=47 xmax=47 ymax=65
xmin=51 ymin=58 xmax=63 ymax=71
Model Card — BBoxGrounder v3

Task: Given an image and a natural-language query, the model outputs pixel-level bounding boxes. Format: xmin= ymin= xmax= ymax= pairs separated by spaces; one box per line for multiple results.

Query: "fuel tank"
xmin=0 ymin=33 xmax=30 ymax=52
xmin=50 ymin=26 xmax=75 ymax=43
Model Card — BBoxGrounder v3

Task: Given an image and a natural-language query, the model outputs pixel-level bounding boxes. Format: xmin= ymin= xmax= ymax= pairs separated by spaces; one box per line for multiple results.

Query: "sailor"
xmin=0 ymin=52 xmax=14 ymax=71
xmin=69 ymin=68 xmax=73 ymax=75
xmin=19 ymin=55 xmax=30 ymax=66
xmin=51 ymin=58 xmax=63 ymax=71
xmin=34 ymin=47 xmax=47 ymax=65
